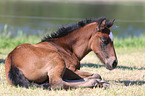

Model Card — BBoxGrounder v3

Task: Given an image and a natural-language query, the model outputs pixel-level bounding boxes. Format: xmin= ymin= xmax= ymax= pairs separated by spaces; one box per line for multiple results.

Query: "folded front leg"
xmin=63 ymin=78 xmax=99 ymax=88
xmin=75 ymin=70 xmax=102 ymax=80
xmin=63 ymin=68 xmax=102 ymax=80
xmin=63 ymin=78 xmax=110 ymax=89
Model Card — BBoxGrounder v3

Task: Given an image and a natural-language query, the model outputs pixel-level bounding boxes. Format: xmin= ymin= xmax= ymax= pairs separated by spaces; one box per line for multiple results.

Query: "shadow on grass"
xmin=0 ymin=59 xmax=5 ymax=64
xmin=109 ymin=80 xmax=145 ymax=86
xmin=81 ymin=63 xmax=104 ymax=68
xmin=81 ymin=63 xmax=145 ymax=70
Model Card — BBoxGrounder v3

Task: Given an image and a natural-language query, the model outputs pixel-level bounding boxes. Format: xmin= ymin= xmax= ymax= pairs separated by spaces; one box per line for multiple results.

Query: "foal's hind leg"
xmin=47 ymin=57 xmax=67 ymax=89
xmin=47 ymin=60 xmax=96 ymax=89
xmin=47 ymin=55 xmax=104 ymax=89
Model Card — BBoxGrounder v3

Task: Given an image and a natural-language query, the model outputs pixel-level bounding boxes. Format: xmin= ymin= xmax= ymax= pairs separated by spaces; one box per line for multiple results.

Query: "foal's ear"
xmin=106 ymin=19 xmax=115 ymax=29
xmin=96 ymin=19 xmax=106 ymax=31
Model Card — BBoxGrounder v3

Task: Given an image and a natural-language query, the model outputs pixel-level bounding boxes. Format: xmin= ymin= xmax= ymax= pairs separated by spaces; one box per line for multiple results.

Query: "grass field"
xmin=0 ymin=35 xmax=145 ymax=96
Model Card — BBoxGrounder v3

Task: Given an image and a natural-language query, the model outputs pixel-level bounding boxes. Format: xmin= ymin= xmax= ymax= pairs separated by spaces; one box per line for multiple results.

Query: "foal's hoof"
xmin=94 ymin=79 xmax=110 ymax=89
xmin=103 ymin=83 xmax=110 ymax=89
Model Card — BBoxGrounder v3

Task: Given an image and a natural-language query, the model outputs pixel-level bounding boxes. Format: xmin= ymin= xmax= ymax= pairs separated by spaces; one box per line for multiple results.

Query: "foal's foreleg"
xmin=75 ymin=70 xmax=102 ymax=80
xmin=63 ymin=78 xmax=98 ymax=88
xmin=63 ymin=69 xmax=102 ymax=80
xmin=63 ymin=69 xmax=109 ymax=89
xmin=74 ymin=70 xmax=110 ymax=88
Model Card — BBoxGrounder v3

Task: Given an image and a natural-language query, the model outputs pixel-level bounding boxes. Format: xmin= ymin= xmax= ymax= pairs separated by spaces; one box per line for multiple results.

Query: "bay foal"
xmin=5 ymin=17 xmax=117 ymax=89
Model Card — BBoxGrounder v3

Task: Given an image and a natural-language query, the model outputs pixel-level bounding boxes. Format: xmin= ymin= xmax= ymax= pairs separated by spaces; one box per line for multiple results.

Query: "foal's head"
xmin=90 ymin=18 xmax=118 ymax=70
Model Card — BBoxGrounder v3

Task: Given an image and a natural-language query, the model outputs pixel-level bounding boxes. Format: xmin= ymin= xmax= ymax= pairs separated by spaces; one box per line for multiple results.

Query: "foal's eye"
xmin=100 ymin=37 xmax=109 ymax=45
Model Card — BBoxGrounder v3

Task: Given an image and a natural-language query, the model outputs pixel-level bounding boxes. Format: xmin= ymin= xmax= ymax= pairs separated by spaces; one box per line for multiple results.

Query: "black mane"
xmin=41 ymin=17 xmax=106 ymax=42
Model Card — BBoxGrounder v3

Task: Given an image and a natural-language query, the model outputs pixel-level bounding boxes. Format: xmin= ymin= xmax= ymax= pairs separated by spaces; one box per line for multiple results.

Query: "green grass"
xmin=114 ymin=36 xmax=145 ymax=48
xmin=0 ymin=35 xmax=145 ymax=96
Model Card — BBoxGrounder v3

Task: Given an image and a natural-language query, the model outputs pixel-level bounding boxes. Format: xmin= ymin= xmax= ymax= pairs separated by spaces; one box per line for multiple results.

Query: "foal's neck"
xmin=53 ymin=22 xmax=97 ymax=60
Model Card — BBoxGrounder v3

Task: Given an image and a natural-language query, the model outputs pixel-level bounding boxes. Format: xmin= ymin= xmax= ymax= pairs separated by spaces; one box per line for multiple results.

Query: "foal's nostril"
xmin=112 ymin=60 xmax=117 ymax=68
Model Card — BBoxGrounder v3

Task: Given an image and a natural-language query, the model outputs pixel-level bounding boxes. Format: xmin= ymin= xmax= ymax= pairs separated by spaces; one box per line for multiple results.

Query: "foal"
xmin=5 ymin=17 xmax=117 ymax=89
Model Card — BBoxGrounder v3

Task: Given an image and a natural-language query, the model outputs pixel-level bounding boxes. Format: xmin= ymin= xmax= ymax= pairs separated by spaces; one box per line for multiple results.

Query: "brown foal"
xmin=5 ymin=17 xmax=117 ymax=89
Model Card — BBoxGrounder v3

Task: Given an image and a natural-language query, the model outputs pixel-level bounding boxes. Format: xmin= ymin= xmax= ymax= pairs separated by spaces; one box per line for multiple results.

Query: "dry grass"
xmin=0 ymin=36 xmax=145 ymax=96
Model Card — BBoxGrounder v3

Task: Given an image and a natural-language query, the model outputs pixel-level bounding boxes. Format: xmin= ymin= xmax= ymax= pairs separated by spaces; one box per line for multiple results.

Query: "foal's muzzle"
xmin=105 ymin=58 xmax=118 ymax=70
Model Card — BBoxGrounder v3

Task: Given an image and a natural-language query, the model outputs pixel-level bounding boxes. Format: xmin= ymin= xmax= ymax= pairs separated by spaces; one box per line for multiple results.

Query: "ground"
xmin=0 ymin=36 xmax=145 ymax=96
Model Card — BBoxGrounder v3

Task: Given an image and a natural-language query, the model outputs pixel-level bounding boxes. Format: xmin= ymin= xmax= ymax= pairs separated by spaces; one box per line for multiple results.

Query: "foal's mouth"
xmin=105 ymin=58 xmax=118 ymax=70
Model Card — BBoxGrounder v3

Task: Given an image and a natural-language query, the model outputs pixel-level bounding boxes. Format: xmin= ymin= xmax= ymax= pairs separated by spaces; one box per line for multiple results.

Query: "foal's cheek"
xmin=100 ymin=43 xmax=107 ymax=51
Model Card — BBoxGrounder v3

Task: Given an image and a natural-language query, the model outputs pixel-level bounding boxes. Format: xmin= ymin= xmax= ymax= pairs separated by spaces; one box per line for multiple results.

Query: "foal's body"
xmin=5 ymin=17 xmax=117 ymax=89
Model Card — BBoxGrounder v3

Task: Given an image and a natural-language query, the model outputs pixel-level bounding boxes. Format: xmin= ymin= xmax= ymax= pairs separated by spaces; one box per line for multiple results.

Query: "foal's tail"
xmin=8 ymin=65 xmax=31 ymax=88
xmin=5 ymin=53 xmax=30 ymax=88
